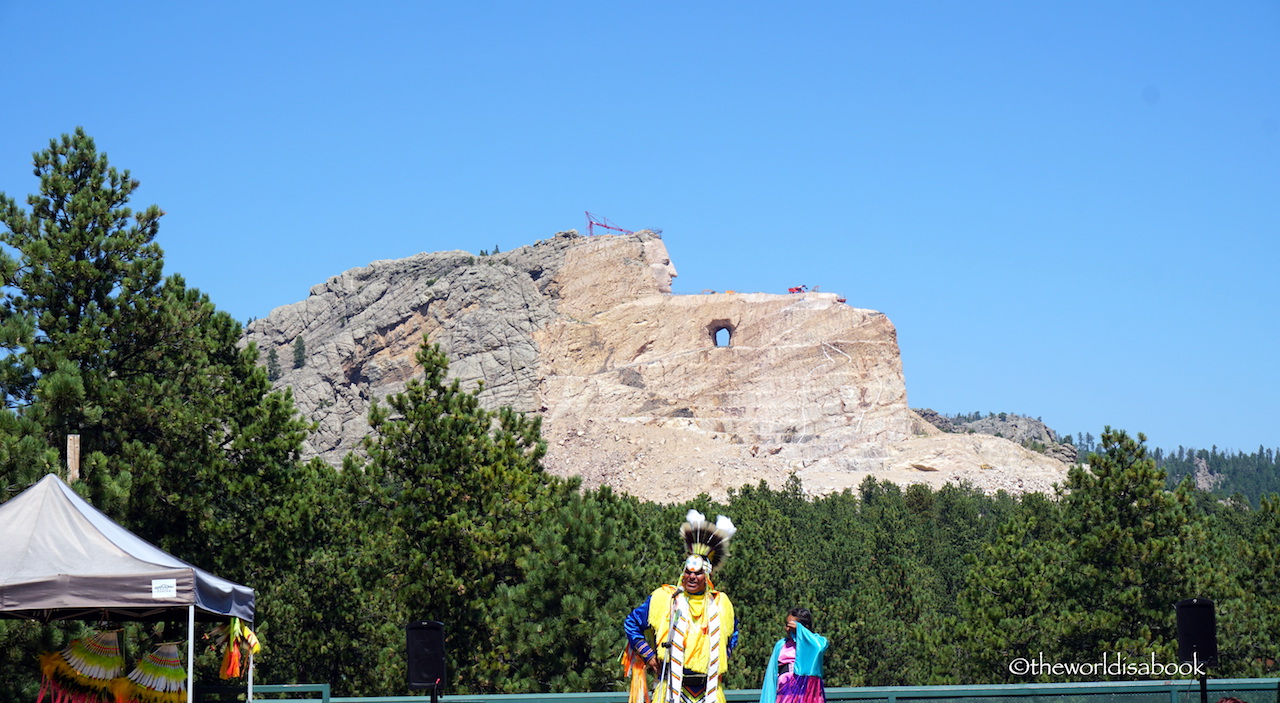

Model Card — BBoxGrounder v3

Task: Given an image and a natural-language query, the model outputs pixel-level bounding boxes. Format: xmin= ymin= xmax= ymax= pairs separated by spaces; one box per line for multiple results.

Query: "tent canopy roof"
xmin=0 ymin=474 xmax=254 ymax=623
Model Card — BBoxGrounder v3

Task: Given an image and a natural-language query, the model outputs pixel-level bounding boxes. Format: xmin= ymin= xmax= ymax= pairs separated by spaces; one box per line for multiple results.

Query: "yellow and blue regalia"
xmin=623 ymin=511 xmax=738 ymax=703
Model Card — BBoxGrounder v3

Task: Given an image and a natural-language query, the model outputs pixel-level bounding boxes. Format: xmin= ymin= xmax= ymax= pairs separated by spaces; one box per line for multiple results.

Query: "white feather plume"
xmin=715 ymin=514 xmax=737 ymax=539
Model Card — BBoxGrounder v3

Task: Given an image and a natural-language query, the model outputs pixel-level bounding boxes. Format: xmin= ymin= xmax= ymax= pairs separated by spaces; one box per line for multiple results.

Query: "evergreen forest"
xmin=1155 ymin=446 xmax=1280 ymax=506
xmin=1062 ymin=433 xmax=1280 ymax=506
xmin=3 ymin=130 xmax=1280 ymax=701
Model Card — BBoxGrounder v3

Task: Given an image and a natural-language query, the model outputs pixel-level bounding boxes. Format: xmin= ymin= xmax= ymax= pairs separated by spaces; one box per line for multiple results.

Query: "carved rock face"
xmin=244 ymin=230 xmax=1066 ymax=502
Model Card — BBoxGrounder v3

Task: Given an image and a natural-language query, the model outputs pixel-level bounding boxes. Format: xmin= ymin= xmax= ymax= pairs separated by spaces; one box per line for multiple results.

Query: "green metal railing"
xmin=193 ymin=678 xmax=1280 ymax=703
xmin=315 ymin=678 xmax=1280 ymax=703
xmin=198 ymin=683 xmax=331 ymax=703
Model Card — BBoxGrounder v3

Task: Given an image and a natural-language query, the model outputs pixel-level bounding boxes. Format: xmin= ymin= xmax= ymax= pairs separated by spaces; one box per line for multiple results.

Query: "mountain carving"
xmin=244 ymin=230 xmax=1068 ymax=501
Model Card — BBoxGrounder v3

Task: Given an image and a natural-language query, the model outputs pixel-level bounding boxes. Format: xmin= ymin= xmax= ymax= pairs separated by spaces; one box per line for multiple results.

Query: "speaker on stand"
xmin=1176 ymin=598 xmax=1217 ymax=703
xmin=407 ymin=621 xmax=447 ymax=703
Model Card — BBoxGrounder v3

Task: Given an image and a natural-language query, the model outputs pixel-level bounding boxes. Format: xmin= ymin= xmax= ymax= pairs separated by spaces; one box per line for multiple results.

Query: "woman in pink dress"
xmin=759 ymin=608 xmax=828 ymax=703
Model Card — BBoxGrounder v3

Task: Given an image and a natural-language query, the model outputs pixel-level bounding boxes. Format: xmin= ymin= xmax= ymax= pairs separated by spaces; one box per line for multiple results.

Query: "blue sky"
xmin=2 ymin=2 xmax=1276 ymax=453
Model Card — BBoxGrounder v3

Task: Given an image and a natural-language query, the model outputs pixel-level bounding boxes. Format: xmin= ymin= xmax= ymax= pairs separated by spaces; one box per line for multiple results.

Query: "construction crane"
xmin=585 ymin=211 xmax=634 ymax=237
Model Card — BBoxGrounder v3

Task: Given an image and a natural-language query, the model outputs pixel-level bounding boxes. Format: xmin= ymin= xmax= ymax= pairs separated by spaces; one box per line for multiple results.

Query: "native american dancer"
xmin=623 ymin=510 xmax=738 ymax=703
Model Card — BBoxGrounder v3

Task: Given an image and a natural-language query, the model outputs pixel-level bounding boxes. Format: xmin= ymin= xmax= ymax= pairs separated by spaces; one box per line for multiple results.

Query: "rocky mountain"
xmin=913 ymin=409 xmax=1079 ymax=464
xmin=244 ymin=230 xmax=1071 ymax=501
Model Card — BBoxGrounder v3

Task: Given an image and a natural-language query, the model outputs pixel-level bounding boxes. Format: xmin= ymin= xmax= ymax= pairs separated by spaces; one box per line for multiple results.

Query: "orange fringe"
xmin=621 ymin=647 xmax=651 ymax=703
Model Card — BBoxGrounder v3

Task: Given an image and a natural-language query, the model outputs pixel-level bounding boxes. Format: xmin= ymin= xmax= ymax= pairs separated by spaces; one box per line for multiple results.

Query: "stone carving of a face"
xmin=643 ymin=239 xmax=678 ymax=293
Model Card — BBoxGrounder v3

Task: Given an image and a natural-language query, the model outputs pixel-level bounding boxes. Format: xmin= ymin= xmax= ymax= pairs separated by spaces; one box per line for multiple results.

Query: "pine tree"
xmin=250 ymin=459 xmax=403 ymax=694
xmin=351 ymin=339 xmax=573 ymax=693
xmin=1055 ymin=429 xmax=1209 ymax=661
xmin=293 ymin=336 xmax=306 ymax=369
xmin=483 ymin=487 xmax=664 ymax=692
xmin=951 ymin=492 xmax=1068 ymax=682
xmin=267 ymin=347 xmax=281 ymax=381
xmin=0 ymin=129 xmax=322 ymax=691
xmin=954 ymin=428 xmax=1213 ymax=682
xmin=841 ymin=479 xmax=942 ymax=685
xmin=723 ymin=477 xmax=813 ymax=687
xmin=1207 ymin=493 xmax=1280 ymax=677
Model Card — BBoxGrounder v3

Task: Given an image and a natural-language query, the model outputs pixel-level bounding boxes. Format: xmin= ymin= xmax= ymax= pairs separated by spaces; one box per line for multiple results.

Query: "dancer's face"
xmin=785 ymin=615 xmax=798 ymax=636
xmin=682 ymin=568 xmax=708 ymax=594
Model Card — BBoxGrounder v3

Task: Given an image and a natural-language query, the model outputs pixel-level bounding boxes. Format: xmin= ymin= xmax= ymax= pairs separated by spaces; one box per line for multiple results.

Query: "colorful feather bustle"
xmin=37 ymin=631 xmax=125 ymax=703
xmin=124 ymin=643 xmax=186 ymax=703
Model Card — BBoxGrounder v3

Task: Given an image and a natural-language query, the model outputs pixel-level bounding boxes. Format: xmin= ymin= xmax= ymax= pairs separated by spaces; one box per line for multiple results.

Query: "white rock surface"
xmin=244 ymin=230 xmax=1069 ymax=501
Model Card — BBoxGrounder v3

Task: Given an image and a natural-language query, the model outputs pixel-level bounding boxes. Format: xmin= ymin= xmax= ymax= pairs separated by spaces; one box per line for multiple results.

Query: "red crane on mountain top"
xmin=585 ymin=211 xmax=634 ymax=237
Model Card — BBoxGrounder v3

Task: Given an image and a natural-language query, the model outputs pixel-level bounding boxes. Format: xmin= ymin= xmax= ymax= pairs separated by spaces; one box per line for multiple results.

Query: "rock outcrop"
xmin=915 ymin=409 xmax=1079 ymax=465
xmin=245 ymin=230 xmax=1070 ymax=501
xmin=1193 ymin=455 xmax=1224 ymax=492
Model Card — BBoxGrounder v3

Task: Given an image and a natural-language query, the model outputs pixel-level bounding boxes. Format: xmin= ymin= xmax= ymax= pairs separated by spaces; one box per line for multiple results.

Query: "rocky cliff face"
xmin=245 ymin=230 xmax=1069 ymax=501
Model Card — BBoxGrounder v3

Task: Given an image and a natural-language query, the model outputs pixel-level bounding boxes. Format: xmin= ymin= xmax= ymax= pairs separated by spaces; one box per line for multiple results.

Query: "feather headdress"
xmin=680 ymin=509 xmax=736 ymax=574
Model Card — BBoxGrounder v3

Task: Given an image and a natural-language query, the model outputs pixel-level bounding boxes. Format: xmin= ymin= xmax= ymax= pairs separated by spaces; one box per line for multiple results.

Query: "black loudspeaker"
xmin=406 ymin=621 xmax=447 ymax=690
xmin=1176 ymin=598 xmax=1218 ymax=667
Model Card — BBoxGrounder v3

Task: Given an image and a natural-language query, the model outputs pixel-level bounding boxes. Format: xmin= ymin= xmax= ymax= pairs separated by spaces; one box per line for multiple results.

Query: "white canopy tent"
xmin=0 ymin=473 xmax=256 ymax=702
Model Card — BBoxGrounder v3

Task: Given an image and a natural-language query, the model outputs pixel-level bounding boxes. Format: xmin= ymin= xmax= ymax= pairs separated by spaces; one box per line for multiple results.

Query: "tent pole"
xmin=247 ymin=651 xmax=254 ymax=703
xmin=188 ymin=606 xmax=195 ymax=703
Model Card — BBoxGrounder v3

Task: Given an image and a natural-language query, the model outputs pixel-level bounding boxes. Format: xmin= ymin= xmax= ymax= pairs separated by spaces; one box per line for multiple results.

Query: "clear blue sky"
xmin=2 ymin=2 xmax=1276 ymax=453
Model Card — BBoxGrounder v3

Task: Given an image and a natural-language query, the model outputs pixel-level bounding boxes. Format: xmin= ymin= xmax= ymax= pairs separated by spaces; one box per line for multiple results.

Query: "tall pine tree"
xmin=350 ymin=339 xmax=576 ymax=693
xmin=954 ymin=428 xmax=1214 ymax=682
xmin=0 ymin=129 xmax=324 ymax=692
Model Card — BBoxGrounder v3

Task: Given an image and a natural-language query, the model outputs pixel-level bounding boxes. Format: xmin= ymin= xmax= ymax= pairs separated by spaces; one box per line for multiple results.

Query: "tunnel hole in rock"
xmin=707 ymin=319 xmax=735 ymax=348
